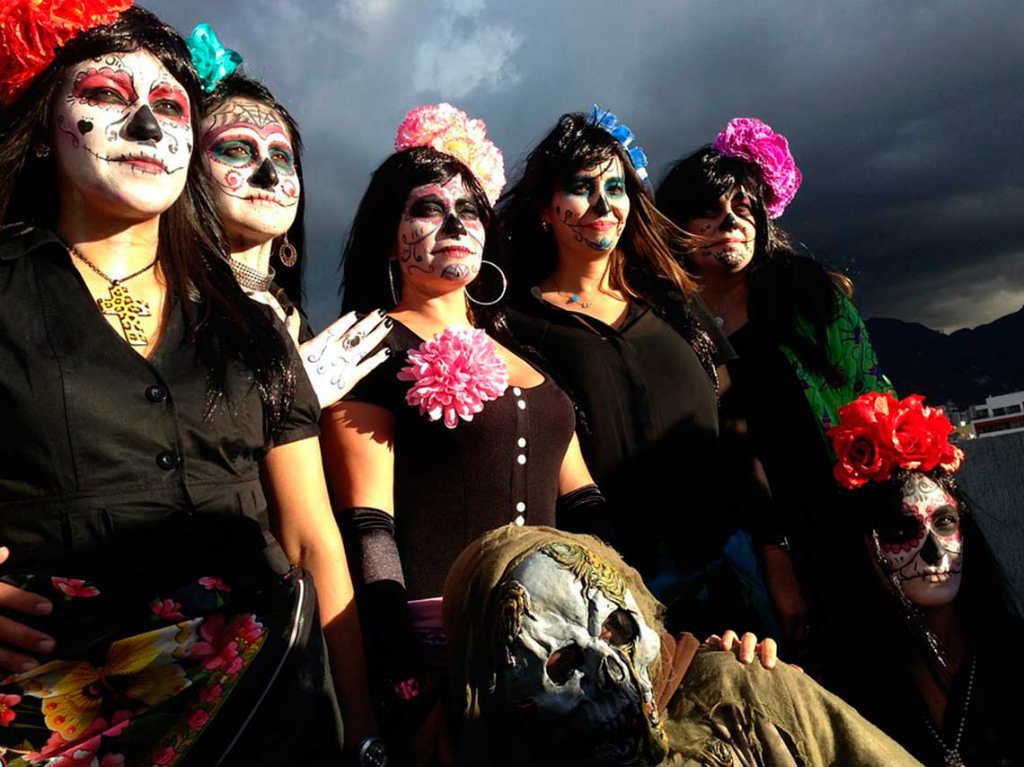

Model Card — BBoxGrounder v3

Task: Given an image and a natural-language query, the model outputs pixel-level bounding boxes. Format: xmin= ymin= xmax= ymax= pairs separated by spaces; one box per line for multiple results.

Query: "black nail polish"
xmin=286 ymin=306 xmax=295 ymax=316
xmin=384 ymin=348 xmax=392 ymax=357
xmin=384 ymin=317 xmax=394 ymax=328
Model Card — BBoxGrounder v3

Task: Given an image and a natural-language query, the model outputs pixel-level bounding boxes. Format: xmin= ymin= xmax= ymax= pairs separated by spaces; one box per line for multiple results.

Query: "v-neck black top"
xmin=507 ymin=292 xmax=735 ymax=579
xmin=0 ymin=225 xmax=320 ymax=573
xmin=344 ymin=321 xmax=575 ymax=598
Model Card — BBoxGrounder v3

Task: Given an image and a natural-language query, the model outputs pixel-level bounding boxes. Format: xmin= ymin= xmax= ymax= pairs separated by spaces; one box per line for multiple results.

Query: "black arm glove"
xmin=336 ymin=508 xmax=422 ymax=709
xmin=556 ymin=484 xmax=615 ymax=543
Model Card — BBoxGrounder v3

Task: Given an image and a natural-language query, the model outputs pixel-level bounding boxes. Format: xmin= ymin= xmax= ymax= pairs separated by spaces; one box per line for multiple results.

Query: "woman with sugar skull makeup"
xmin=443 ymin=524 xmax=922 ymax=767
xmin=0 ymin=4 xmax=372 ymax=763
xmin=322 ymin=103 xmax=599 ymax=764
xmin=191 ymin=26 xmax=392 ymax=410
xmin=817 ymin=393 xmax=1021 ymax=766
xmin=498 ymin=108 xmax=774 ymax=640
xmin=656 ymin=119 xmax=891 ymax=659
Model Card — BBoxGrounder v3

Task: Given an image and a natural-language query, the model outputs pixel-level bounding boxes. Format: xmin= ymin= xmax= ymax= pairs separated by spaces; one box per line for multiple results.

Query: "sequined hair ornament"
xmin=0 ymin=0 xmax=134 ymax=105
xmin=187 ymin=22 xmax=242 ymax=93
xmin=394 ymin=103 xmax=506 ymax=205
xmin=712 ymin=117 xmax=802 ymax=219
xmin=587 ymin=104 xmax=650 ymax=181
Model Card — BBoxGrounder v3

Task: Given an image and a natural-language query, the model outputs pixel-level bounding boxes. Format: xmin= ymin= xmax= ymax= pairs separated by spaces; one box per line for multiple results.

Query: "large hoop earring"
xmin=466 ymin=260 xmax=508 ymax=307
xmin=278 ymin=234 xmax=298 ymax=268
xmin=387 ymin=260 xmax=401 ymax=306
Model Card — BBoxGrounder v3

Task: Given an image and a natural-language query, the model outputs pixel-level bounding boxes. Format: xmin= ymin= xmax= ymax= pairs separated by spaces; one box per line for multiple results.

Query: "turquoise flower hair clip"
xmin=587 ymin=104 xmax=649 ymax=180
xmin=188 ymin=23 xmax=243 ymax=94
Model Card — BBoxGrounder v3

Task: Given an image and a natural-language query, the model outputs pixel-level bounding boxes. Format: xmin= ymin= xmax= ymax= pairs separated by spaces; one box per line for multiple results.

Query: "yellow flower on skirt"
xmin=5 ymin=620 xmax=199 ymax=740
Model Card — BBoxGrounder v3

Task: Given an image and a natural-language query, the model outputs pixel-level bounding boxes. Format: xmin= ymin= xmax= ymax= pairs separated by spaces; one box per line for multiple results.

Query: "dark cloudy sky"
xmin=150 ymin=0 xmax=1024 ymax=334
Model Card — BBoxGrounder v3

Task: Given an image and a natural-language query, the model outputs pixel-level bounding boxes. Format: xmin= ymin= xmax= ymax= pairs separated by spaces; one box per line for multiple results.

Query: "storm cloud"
xmin=149 ymin=0 xmax=1024 ymax=333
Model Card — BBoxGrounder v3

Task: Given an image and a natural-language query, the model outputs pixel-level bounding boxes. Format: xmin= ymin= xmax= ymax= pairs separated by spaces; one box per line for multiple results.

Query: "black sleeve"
xmin=342 ymin=321 xmax=413 ymax=412
xmin=272 ymin=315 xmax=321 ymax=447
xmin=690 ymin=294 xmax=737 ymax=366
xmin=717 ymin=357 xmax=784 ymax=549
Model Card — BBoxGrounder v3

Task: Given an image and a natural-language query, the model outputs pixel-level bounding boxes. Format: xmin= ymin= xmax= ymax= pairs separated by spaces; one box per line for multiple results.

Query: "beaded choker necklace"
xmin=225 ymin=257 xmax=275 ymax=293
xmin=923 ymin=655 xmax=976 ymax=767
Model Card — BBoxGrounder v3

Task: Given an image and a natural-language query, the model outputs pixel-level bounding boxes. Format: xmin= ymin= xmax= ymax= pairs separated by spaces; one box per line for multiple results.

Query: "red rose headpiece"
xmin=0 ymin=0 xmax=133 ymax=106
xmin=827 ymin=392 xmax=964 ymax=490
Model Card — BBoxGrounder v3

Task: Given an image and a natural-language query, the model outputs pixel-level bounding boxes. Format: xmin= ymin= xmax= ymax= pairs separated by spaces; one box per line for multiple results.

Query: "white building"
xmin=970 ymin=391 xmax=1024 ymax=438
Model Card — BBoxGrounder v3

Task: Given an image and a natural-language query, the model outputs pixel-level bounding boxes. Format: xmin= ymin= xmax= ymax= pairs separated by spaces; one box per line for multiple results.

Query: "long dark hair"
xmin=498 ymin=113 xmax=718 ymax=387
xmin=204 ymin=72 xmax=306 ymax=309
xmin=340 ymin=146 xmax=511 ymax=338
xmin=842 ymin=469 xmax=1020 ymax=686
xmin=0 ymin=7 xmax=295 ymax=432
xmin=657 ymin=146 xmax=850 ymax=384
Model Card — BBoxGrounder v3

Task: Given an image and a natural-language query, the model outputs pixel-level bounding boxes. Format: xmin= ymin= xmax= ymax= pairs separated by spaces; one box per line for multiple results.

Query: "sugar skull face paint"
xmin=201 ymin=98 xmax=300 ymax=243
xmin=683 ymin=187 xmax=757 ymax=274
xmin=545 ymin=157 xmax=630 ymax=255
xmin=53 ymin=50 xmax=192 ymax=217
xmin=394 ymin=175 xmax=485 ymax=293
xmin=876 ymin=473 xmax=964 ymax=607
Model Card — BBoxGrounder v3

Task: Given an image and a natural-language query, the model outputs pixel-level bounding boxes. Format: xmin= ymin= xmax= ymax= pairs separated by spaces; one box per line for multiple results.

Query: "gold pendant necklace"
xmin=68 ymin=245 xmax=157 ymax=347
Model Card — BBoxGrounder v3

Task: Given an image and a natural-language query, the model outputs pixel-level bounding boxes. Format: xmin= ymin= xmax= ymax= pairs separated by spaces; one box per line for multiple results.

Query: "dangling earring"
xmin=33 ymin=142 xmax=51 ymax=159
xmin=387 ymin=260 xmax=401 ymax=306
xmin=277 ymin=234 xmax=298 ymax=267
xmin=466 ymin=260 xmax=508 ymax=307
xmin=540 ymin=220 xmax=550 ymax=232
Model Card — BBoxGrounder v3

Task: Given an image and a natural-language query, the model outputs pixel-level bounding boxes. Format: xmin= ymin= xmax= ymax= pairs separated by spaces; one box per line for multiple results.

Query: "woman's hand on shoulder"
xmin=704 ymin=629 xmax=798 ymax=672
xmin=0 ymin=546 xmax=56 ymax=672
xmin=300 ymin=310 xmax=393 ymax=409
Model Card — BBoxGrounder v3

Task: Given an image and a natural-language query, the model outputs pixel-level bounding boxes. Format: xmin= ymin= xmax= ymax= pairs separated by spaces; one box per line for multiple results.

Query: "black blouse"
xmin=0 ymin=226 xmax=320 ymax=574
xmin=344 ymin=321 xmax=575 ymax=598
xmin=507 ymin=292 xmax=735 ymax=579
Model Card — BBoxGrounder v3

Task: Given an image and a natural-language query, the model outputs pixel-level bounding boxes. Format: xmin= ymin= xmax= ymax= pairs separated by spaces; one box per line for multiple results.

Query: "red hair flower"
xmin=828 ymin=392 xmax=964 ymax=490
xmin=0 ymin=0 xmax=133 ymax=105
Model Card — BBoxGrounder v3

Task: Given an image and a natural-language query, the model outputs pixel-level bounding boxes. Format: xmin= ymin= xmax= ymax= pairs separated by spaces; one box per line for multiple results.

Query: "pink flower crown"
xmin=397 ymin=327 xmax=509 ymax=429
xmin=395 ymin=103 xmax=506 ymax=206
xmin=827 ymin=392 xmax=964 ymax=491
xmin=0 ymin=0 xmax=134 ymax=106
xmin=712 ymin=117 xmax=802 ymax=219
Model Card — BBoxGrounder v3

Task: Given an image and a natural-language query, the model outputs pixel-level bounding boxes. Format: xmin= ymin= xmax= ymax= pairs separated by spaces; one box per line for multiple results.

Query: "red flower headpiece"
xmin=0 ymin=0 xmax=133 ymax=106
xmin=827 ymin=392 xmax=964 ymax=490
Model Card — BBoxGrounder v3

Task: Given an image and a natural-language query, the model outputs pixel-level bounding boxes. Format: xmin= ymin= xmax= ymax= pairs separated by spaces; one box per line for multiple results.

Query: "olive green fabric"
xmin=664 ymin=649 xmax=922 ymax=766
xmin=443 ymin=525 xmax=921 ymax=767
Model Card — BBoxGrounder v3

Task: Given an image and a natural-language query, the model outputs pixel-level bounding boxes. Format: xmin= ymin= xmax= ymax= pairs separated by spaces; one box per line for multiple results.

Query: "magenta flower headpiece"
xmin=712 ymin=117 xmax=802 ymax=218
xmin=394 ymin=103 xmax=506 ymax=206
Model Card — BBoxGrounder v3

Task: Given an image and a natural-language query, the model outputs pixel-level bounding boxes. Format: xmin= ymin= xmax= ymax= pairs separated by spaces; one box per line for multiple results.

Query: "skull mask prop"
xmin=485 ymin=542 xmax=666 ymax=765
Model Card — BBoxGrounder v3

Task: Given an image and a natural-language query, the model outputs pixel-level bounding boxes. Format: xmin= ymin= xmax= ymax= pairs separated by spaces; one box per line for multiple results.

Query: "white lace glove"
xmin=299 ymin=310 xmax=393 ymax=408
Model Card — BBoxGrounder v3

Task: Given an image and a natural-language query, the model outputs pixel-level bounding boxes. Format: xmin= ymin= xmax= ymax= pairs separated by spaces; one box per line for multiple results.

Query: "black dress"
xmin=506 ymin=292 xmax=768 ymax=636
xmin=0 ymin=226 xmax=342 ymax=766
xmin=345 ymin=321 xmax=575 ymax=598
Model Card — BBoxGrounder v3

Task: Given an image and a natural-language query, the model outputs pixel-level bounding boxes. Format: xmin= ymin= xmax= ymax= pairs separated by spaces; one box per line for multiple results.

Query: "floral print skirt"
xmin=0 ymin=565 xmax=342 ymax=767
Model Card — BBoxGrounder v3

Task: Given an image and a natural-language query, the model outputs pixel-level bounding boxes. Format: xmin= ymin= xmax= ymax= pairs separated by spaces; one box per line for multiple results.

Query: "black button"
xmin=145 ymin=384 xmax=167 ymax=403
xmin=156 ymin=451 xmax=180 ymax=470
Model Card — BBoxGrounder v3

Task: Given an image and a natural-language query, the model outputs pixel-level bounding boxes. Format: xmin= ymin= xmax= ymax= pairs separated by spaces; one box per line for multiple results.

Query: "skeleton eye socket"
xmin=600 ymin=609 xmax=639 ymax=647
xmin=546 ymin=643 xmax=583 ymax=685
xmin=878 ymin=512 xmax=924 ymax=546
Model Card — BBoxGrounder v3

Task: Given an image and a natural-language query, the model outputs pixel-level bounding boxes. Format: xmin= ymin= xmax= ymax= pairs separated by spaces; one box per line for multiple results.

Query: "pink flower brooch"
xmin=713 ymin=117 xmax=802 ymax=218
xmin=397 ymin=327 xmax=509 ymax=428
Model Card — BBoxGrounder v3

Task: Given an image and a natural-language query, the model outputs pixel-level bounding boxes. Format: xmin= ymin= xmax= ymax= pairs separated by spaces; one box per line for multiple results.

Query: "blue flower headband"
xmin=587 ymin=104 xmax=649 ymax=181
xmin=187 ymin=23 xmax=243 ymax=94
